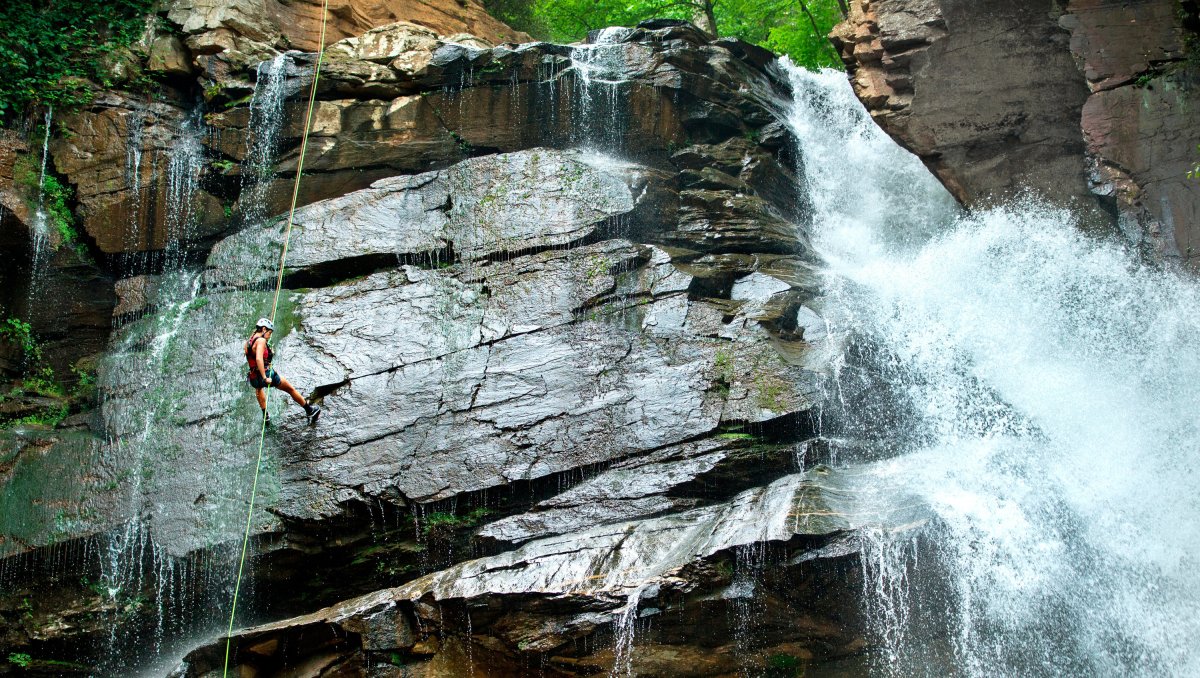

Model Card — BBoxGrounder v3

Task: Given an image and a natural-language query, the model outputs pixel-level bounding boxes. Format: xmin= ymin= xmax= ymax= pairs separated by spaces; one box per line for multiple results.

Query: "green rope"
xmin=221 ymin=1 xmax=331 ymax=674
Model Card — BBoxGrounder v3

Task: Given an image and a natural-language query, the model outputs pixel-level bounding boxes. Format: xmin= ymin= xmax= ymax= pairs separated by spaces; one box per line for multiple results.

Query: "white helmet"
xmin=256 ymin=317 xmax=274 ymax=331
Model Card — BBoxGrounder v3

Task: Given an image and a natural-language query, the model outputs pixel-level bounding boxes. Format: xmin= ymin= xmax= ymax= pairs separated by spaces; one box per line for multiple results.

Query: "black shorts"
xmin=248 ymin=369 xmax=281 ymax=389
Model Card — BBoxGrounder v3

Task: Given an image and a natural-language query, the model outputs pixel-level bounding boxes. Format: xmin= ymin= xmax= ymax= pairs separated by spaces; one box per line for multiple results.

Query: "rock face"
xmin=168 ymin=0 xmax=529 ymax=54
xmin=180 ymin=471 xmax=923 ymax=677
xmin=831 ymin=0 xmax=1200 ymax=264
xmin=0 ymin=22 xmax=873 ymax=676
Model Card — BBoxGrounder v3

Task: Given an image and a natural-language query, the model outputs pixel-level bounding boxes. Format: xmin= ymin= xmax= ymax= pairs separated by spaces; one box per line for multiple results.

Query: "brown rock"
xmin=167 ymin=0 xmax=528 ymax=56
xmin=833 ymin=0 xmax=1200 ymax=266
xmin=113 ymin=274 xmax=162 ymax=317
xmin=50 ymin=94 xmax=226 ymax=254
xmin=1082 ymin=69 xmax=1200 ymax=263
xmin=147 ymin=35 xmax=195 ymax=77
xmin=1060 ymin=0 xmax=1187 ymax=91
xmin=0 ymin=132 xmax=33 ymax=248
xmin=833 ymin=0 xmax=1108 ymax=227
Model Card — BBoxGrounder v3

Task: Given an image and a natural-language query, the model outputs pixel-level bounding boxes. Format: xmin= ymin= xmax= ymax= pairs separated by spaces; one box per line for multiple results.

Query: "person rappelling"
xmin=245 ymin=317 xmax=320 ymax=424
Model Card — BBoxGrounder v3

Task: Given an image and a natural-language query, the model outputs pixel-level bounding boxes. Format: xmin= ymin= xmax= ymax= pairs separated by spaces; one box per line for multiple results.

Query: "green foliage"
xmin=0 ymin=316 xmax=39 ymax=362
xmin=14 ymin=155 xmax=79 ymax=251
xmin=448 ymin=130 xmax=472 ymax=154
xmin=721 ymin=0 xmax=844 ymax=68
xmin=1188 ymin=145 xmax=1200 ymax=180
xmin=0 ymin=311 xmax=92 ymax=429
xmin=7 ymin=653 xmax=32 ymax=668
xmin=765 ymin=652 xmax=803 ymax=677
xmin=488 ymin=0 xmax=844 ymax=68
xmin=421 ymin=507 xmax=494 ymax=536
xmin=0 ymin=0 xmax=157 ymax=125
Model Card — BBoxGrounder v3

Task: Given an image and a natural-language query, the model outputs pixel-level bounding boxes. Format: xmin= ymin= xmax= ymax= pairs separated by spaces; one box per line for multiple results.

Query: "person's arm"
xmin=254 ymin=338 xmax=270 ymax=380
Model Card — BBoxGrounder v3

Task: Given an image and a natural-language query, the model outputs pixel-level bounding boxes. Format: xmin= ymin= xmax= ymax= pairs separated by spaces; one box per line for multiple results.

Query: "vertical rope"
xmin=222 ymin=2 xmax=330 ymax=675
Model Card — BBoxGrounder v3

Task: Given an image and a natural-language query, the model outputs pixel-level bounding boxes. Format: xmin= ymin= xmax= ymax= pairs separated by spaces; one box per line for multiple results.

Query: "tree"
xmin=491 ymin=0 xmax=846 ymax=69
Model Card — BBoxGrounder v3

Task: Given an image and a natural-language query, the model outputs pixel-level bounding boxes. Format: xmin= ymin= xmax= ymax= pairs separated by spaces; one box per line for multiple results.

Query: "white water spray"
xmin=568 ymin=29 xmax=630 ymax=150
xmin=785 ymin=63 xmax=1200 ymax=676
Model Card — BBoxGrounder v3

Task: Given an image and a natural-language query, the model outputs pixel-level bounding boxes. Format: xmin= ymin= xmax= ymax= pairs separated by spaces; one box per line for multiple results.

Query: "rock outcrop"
xmin=179 ymin=471 xmax=923 ymax=677
xmin=0 ymin=22 xmax=875 ymax=676
xmin=832 ymin=0 xmax=1200 ymax=265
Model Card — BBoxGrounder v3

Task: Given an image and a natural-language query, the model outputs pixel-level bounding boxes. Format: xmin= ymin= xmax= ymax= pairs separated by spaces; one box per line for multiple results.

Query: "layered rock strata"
xmin=0 ymin=22 xmax=888 ymax=676
xmin=832 ymin=0 xmax=1200 ymax=265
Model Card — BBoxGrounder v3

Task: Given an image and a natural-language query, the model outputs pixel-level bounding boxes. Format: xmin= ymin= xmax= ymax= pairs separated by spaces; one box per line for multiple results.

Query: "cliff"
xmin=0 ymin=11 xmax=900 ymax=676
xmin=831 ymin=0 xmax=1200 ymax=266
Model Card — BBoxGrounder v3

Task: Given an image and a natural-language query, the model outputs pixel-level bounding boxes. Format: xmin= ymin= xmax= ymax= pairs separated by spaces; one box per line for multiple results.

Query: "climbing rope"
xmin=222 ymin=1 xmax=331 ymax=675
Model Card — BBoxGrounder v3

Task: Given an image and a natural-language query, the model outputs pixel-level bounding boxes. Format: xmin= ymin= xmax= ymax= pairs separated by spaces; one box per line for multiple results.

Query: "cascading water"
xmin=88 ymin=55 xmax=296 ymax=674
xmin=161 ymin=108 xmax=206 ymax=270
xmin=567 ymin=28 xmax=632 ymax=150
xmin=239 ymin=54 xmax=290 ymax=229
xmin=784 ymin=63 xmax=1200 ymax=676
xmin=26 ymin=106 xmax=54 ymax=302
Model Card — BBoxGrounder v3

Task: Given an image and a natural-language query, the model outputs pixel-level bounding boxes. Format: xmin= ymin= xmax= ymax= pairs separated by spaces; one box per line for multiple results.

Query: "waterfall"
xmin=91 ymin=56 xmax=296 ymax=671
xmin=784 ymin=63 xmax=1200 ymax=676
xmin=161 ymin=108 xmax=206 ymax=270
xmin=239 ymin=54 xmax=290 ymax=229
xmin=27 ymin=106 xmax=54 ymax=302
xmin=567 ymin=29 xmax=631 ymax=150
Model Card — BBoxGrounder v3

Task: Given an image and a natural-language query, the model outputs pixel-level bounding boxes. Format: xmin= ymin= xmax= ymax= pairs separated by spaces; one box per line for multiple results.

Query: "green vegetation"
xmin=711 ymin=346 xmax=734 ymax=396
xmin=449 ymin=130 xmax=473 ymax=154
xmin=0 ymin=311 xmax=95 ymax=429
xmin=13 ymin=155 xmax=81 ymax=252
xmin=1188 ymin=145 xmax=1199 ymax=180
xmin=7 ymin=653 xmax=32 ymax=668
xmin=421 ymin=507 xmax=494 ymax=536
xmin=0 ymin=0 xmax=157 ymax=125
xmin=484 ymin=0 xmax=846 ymax=68
xmin=0 ymin=316 xmax=38 ymax=360
xmin=765 ymin=652 xmax=803 ymax=677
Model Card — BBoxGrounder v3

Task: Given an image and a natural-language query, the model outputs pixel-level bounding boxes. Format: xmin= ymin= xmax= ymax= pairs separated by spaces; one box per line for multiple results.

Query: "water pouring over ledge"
xmin=784 ymin=62 xmax=1200 ymax=676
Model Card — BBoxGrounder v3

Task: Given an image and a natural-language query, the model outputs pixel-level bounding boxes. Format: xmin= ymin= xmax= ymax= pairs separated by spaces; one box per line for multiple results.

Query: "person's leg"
xmin=255 ymin=387 xmax=267 ymax=411
xmin=274 ymin=376 xmax=308 ymax=407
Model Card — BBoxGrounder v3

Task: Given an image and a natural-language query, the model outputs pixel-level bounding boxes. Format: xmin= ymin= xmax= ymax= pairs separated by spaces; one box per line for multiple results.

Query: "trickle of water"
xmin=608 ymin=584 xmax=647 ymax=678
xmin=124 ymin=108 xmax=146 ymax=235
xmin=567 ymin=34 xmax=629 ymax=150
xmin=27 ymin=106 xmax=54 ymax=303
xmin=785 ymin=63 xmax=1200 ymax=677
xmin=240 ymin=54 xmax=291 ymax=228
xmin=161 ymin=108 xmax=206 ymax=269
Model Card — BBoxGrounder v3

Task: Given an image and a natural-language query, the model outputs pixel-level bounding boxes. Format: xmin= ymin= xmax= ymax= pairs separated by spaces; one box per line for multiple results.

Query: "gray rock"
xmin=179 ymin=465 xmax=925 ymax=677
xmin=206 ymin=149 xmax=637 ymax=288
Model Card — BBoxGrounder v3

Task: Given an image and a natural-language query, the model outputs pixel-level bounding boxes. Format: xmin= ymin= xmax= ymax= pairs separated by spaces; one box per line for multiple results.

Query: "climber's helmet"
xmin=256 ymin=317 xmax=275 ymax=333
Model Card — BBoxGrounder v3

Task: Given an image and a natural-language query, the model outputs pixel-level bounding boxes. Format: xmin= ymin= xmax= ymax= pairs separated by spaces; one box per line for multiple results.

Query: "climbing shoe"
xmin=304 ymin=403 xmax=321 ymax=424
xmin=261 ymin=410 xmax=273 ymax=426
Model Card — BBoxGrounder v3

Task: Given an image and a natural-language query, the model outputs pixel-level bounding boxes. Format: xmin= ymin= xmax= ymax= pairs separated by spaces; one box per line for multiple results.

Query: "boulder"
xmin=830 ymin=0 xmax=1108 ymax=226
xmin=147 ymin=35 xmax=195 ymax=77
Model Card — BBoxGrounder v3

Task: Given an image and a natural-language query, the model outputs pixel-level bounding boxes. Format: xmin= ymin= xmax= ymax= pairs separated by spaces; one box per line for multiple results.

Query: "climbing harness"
xmin=222 ymin=1 xmax=331 ymax=675
xmin=244 ymin=332 xmax=275 ymax=381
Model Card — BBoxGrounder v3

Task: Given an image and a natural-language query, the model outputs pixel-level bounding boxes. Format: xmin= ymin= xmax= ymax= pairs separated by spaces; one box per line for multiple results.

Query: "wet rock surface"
xmin=0 ymin=21 xmax=855 ymax=675
xmin=180 ymin=469 xmax=921 ymax=677
xmin=832 ymin=0 xmax=1200 ymax=265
